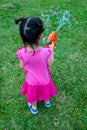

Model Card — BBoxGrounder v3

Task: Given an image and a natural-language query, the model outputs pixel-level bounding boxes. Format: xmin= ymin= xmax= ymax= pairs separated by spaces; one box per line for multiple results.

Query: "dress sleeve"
xmin=16 ymin=46 xmax=24 ymax=61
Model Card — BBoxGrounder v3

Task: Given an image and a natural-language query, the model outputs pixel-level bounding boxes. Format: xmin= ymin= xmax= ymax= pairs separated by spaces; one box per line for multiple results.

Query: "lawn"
xmin=0 ymin=0 xmax=87 ymax=130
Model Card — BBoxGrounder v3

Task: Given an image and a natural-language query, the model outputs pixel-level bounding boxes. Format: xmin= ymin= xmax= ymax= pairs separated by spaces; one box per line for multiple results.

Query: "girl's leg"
xmin=45 ymin=99 xmax=50 ymax=104
xmin=31 ymin=101 xmax=37 ymax=109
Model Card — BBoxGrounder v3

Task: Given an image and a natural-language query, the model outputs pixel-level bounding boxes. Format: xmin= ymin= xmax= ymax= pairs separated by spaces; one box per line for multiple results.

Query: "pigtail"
xmin=15 ymin=18 xmax=25 ymax=24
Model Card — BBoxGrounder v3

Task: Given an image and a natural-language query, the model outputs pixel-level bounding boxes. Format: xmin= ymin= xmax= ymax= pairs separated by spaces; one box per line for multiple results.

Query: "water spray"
xmin=45 ymin=10 xmax=70 ymax=48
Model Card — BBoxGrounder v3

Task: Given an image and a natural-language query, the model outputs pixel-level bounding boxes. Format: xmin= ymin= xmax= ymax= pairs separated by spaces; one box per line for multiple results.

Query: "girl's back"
xmin=16 ymin=46 xmax=52 ymax=85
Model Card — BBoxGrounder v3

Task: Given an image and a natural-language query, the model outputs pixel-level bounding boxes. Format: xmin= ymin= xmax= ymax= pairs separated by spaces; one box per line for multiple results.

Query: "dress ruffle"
xmin=21 ymin=80 xmax=57 ymax=103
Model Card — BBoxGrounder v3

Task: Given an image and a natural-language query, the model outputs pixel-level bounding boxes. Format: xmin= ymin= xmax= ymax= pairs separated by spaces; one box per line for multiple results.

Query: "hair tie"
xmin=15 ymin=18 xmax=25 ymax=24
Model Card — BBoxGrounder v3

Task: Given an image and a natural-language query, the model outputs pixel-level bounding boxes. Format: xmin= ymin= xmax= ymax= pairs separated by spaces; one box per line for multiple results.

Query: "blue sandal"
xmin=28 ymin=103 xmax=38 ymax=114
xmin=44 ymin=102 xmax=51 ymax=107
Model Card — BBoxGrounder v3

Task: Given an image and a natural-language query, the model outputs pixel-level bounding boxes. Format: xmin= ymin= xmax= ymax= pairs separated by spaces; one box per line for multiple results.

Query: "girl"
xmin=15 ymin=16 xmax=57 ymax=114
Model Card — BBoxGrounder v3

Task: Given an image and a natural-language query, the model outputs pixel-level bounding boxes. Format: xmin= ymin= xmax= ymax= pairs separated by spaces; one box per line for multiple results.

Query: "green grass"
xmin=0 ymin=0 xmax=87 ymax=130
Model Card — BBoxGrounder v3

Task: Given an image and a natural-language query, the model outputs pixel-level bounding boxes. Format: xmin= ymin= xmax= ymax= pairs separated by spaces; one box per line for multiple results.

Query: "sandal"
xmin=28 ymin=103 xmax=38 ymax=114
xmin=44 ymin=102 xmax=51 ymax=107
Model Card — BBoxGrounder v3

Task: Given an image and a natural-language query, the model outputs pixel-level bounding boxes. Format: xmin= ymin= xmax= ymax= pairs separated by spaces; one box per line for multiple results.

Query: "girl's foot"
xmin=28 ymin=103 xmax=38 ymax=114
xmin=44 ymin=101 xmax=51 ymax=107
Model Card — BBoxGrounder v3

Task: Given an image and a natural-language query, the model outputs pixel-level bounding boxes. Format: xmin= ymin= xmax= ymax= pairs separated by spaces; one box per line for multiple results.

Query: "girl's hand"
xmin=49 ymin=42 xmax=54 ymax=51
xmin=19 ymin=60 xmax=24 ymax=68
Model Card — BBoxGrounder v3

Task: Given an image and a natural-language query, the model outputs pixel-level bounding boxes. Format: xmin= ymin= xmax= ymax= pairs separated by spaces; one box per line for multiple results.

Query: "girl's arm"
xmin=48 ymin=43 xmax=54 ymax=67
xmin=19 ymin=60 xmax=24 ymax=68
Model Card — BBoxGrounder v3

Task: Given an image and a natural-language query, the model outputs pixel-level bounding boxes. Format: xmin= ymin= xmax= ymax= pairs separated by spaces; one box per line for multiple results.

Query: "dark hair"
xmin=15 ymin=16 xmax=44 ymax=50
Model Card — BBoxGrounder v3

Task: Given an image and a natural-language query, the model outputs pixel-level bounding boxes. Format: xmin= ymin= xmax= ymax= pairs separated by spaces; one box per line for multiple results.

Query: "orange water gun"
xmin=46 ymin=31 xmax=57 ymax=49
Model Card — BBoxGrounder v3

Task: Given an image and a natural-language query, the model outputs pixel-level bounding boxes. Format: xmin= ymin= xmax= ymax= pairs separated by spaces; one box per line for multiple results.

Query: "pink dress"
xmin=16 ymin=46 xmax=57 ymax=103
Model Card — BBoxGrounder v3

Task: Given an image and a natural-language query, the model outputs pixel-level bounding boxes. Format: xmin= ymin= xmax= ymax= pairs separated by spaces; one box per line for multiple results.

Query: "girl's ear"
xmin=38 ymin=34 xmax=42 ymax=40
